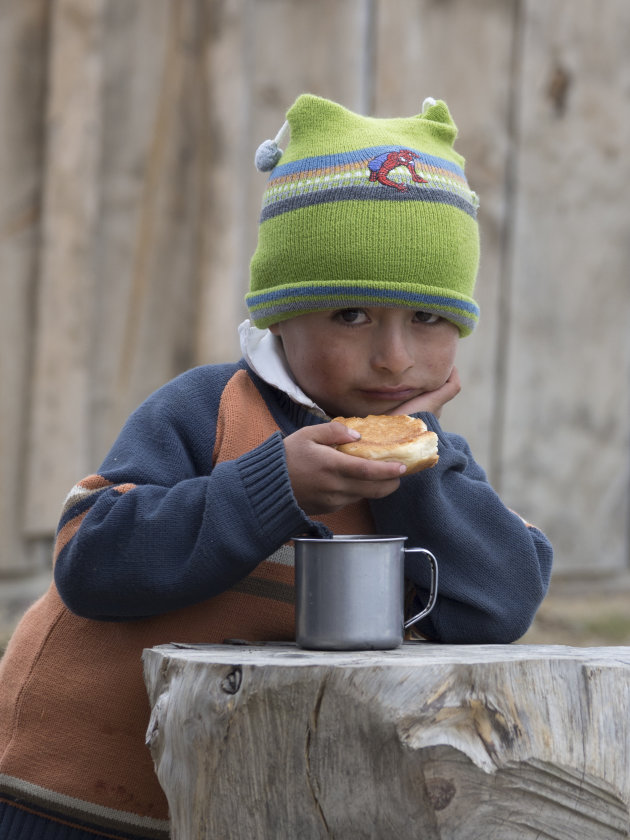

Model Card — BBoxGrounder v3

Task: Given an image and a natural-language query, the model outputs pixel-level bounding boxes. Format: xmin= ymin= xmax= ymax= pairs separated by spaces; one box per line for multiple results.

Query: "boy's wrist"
xmin=236 ymin=431 xmax=313 ymax=545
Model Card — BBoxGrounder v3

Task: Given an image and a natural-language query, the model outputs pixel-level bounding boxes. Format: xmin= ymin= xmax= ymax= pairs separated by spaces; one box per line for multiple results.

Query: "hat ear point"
xmin=419 ymin=98 xmax=458 ymax=145
xmin=421 ymin=98 xmax=455 ymax=125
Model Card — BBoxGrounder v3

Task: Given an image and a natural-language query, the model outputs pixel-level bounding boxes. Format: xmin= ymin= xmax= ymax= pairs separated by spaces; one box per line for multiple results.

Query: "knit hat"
xmin=247 ymin=94 xmax=480 ymax=336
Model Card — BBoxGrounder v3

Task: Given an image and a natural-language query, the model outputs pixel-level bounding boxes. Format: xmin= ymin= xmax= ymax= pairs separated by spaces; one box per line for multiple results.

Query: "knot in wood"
xmin=220 ymin=666 xmax=242 ymax=695
xmin=426 ymin=777 xmax=456 ymax=811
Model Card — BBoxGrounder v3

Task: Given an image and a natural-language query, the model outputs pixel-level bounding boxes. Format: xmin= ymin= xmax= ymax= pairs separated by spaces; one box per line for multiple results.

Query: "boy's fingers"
xmin=388 ymin=366 xmax=461 ymax=417
xmin=304 ymin=423 xmax=405 ymax=478
xmin=338 ymin=452 xmax=406 ymax=481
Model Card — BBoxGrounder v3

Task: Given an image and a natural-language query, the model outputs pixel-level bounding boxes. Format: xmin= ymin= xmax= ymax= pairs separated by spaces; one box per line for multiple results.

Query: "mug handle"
xmin=403 ymin=548 xmax=438 ymax=629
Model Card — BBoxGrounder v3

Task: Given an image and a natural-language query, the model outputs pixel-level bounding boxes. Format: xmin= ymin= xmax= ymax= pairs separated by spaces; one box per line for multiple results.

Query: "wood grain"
xmin=501 ymin=0 xmax=630 ymax=571
xmin=0 ymin=0 xmax=48 ymax=566
xmin=23 ymin=0 xmax=105 ymax=535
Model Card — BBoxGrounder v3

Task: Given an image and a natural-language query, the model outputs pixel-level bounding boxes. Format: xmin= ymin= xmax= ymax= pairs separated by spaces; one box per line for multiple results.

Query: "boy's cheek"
xmin=423 ymin=352 xmax=458 ymax=388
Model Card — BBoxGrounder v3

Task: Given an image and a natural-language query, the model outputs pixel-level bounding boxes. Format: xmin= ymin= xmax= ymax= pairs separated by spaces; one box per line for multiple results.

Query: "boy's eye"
xmin=334 ymin=308 xmax=368 ymax=324
xmin=413 ymin=311 xmax=440 ymax=324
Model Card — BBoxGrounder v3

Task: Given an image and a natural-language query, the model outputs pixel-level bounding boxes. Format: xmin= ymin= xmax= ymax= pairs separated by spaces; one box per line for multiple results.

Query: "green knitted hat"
xmin=247 ymin=94 xmax=480 ymax=336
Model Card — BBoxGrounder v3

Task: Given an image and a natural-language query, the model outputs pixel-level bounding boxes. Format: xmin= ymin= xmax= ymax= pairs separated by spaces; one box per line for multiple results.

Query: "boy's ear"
xmin=268 ymin=323 xmax=281 ymax=336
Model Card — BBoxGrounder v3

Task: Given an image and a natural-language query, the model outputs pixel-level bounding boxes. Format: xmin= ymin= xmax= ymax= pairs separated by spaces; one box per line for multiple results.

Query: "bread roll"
xmin=333 ymin=414 xmax=438 ymax=474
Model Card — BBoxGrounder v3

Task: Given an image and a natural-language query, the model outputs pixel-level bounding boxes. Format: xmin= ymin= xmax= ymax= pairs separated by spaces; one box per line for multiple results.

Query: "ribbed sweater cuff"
xmin=236 ymin=432 xmax=311 ymax=545
xmin=0 ymin=799 xmax=156 ymax=840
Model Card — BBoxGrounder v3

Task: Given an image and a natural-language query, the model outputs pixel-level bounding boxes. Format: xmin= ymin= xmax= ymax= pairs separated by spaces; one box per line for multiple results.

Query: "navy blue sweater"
xmin=54 ymin=362 xmax=552 ymax=644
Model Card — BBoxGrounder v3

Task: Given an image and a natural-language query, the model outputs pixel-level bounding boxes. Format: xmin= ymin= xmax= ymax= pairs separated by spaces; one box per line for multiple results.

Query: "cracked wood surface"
xmin=143 ymin=643 xmax=630 ymax=839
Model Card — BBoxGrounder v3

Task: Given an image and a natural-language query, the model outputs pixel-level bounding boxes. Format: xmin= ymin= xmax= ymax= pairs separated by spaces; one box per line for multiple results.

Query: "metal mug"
xmin=293 ymin=535 xmax=438 ymax=650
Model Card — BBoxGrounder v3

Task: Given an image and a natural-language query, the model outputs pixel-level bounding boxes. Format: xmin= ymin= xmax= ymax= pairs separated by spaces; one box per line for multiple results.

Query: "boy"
xmin=0 ymin=94 xmax=552 ymax=840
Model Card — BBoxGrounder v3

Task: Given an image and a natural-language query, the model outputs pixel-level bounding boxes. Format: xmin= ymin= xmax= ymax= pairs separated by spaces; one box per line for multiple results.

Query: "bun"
xmin=333 ymin=414 xmax=439 ymax=474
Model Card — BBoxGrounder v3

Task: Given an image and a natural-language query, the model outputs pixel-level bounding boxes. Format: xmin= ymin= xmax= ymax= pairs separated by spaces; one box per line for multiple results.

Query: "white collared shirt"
xmin=238 ymin=320 xmax=328 ymax=418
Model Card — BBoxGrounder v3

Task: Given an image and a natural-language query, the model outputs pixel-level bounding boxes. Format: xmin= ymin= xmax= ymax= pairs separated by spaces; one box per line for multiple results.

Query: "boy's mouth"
xmin=359 ymin=386 xmax=418 ymax=402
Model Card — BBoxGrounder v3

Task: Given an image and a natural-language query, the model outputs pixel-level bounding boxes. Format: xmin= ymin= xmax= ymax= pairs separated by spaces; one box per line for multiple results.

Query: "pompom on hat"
xmin=247 ymin=94 xmax=480 ymax=336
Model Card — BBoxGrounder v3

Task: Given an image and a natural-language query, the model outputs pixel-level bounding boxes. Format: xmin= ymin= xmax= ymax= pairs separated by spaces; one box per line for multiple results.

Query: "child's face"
xmin=269 ymin=306 xmax=459 ymax=418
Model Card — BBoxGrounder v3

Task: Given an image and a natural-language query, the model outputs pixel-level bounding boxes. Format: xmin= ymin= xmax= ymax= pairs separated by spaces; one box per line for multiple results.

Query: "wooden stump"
xmin=143 ymin=643 xmax=630 ymax=839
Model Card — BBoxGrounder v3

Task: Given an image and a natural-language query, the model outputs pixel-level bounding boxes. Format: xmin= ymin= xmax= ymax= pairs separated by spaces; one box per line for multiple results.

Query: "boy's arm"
xmin=370 ymin=413 xmax=553 ymax=644
xmin=53 ymin=368 xmax=319 ymax=620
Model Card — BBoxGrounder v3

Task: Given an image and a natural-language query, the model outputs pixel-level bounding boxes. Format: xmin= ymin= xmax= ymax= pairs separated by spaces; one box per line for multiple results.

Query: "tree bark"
xmin=143 ymin=642 xmax=630 ymax=839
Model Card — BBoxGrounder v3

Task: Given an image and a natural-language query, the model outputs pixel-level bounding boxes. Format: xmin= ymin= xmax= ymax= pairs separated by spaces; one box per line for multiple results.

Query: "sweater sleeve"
xmin=369 ymin=413 xmax=553 ymax=644
xmin=53 ymin=366 xmax=317 ymax=620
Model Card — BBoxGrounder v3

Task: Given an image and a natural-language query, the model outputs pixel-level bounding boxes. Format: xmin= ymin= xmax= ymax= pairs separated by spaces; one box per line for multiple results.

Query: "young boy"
xmin=0 ymin=94 xmax=552 ymax=840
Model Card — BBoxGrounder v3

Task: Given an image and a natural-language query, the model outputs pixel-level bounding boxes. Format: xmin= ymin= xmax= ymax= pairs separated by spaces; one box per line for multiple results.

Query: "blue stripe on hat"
xmin=270 ymin=146 xmax=466 ymax=180
xmin=247 ymin=283 xmax=480 ymax=315
xmin=249 ymin=298 xmax=478 ymax=333
xmin=260 ymin=184 xmax=478 ymax=223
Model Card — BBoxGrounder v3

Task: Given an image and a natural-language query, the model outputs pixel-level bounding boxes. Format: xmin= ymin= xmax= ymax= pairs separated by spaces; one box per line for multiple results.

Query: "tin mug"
xmin=293 ymin=535 xmax=438 ymax=651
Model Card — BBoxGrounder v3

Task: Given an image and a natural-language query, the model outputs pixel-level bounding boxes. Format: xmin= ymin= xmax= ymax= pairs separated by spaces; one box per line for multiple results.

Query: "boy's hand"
xmin=284 ymin=422 xmax=405 ymax=515
xmin=387 ymin=366 xmax=461 ymax=418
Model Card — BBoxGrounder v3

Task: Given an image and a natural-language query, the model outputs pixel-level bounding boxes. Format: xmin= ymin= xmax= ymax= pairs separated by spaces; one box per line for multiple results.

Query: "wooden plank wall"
xmin=0 ymin=0 xmax=50 ymax=575
xmin=1 ymin=0 xmax=628 ymax=582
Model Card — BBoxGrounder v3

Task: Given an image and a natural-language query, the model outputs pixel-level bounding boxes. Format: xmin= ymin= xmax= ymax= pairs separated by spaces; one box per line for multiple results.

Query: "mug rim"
xmin=293 ymin=534 xmax=408 ymax=544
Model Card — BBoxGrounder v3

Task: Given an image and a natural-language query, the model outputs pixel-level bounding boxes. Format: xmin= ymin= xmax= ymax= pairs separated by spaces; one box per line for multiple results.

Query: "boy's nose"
xmin=370 ymin=331 xmax=415 ymax=375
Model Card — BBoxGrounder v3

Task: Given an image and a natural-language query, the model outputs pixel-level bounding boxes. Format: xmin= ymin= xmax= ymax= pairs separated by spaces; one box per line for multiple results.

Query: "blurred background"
xmin=1 ymin=0 xmax=629 ymax=645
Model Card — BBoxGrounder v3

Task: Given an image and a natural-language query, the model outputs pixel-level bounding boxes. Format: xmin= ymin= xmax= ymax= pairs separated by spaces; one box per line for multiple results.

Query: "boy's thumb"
xmin=315 ymin=420 xmax=362 ymax=446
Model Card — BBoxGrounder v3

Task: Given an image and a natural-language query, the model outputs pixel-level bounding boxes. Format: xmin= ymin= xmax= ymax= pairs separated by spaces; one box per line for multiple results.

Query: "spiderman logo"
xmin=367 ymin=149 xmax=428 ymax=192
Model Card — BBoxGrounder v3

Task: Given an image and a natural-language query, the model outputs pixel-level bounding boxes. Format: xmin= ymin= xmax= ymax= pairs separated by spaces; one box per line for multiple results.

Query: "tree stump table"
xmin=143 ymin=643 xmax=630 ymax=839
